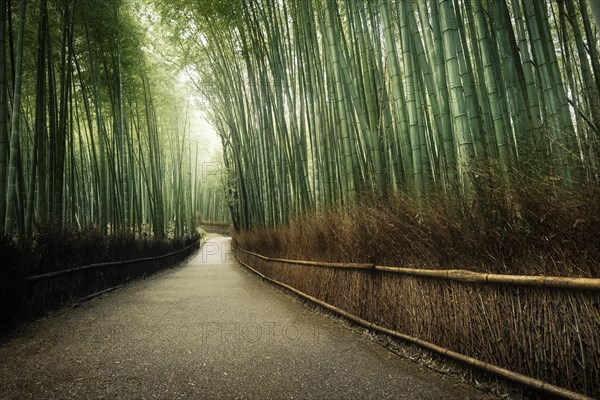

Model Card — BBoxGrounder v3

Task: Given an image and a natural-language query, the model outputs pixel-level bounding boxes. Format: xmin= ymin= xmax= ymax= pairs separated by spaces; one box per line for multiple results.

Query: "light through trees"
xmin=0 ymin=0 xmax=227 ymax=239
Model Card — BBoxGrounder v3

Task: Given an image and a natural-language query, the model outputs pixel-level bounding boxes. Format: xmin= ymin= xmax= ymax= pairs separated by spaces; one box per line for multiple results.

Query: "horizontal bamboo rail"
xmin=235 ymin=253 xmax=594 ymax=400
xmin=239 ymin=249 xmax=375 ymax=269
xmin=237 ymin=248 xmax=600 ymax=291
xmin=26 ymin=239 xmax=200 ymax=282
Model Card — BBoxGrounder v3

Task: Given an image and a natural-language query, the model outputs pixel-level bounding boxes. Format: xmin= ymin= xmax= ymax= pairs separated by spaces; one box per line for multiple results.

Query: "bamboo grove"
xmin=0 ymin=0 xmax=225 ymax=239
xmin=156 ymin=0 xmax=600 ymax=230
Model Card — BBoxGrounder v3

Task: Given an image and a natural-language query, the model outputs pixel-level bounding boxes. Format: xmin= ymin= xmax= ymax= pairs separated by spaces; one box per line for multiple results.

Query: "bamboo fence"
xmin=237 ymin=248 xmax=600 ymax=291
xmin=235 ymin=247 xmax=600 ymax=399
xmin=19 ymin=240 xmax=200 ymax=319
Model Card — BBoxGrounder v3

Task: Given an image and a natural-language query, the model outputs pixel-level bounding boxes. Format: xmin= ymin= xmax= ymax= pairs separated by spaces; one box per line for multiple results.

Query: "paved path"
xmin=0 ymin=236 xmax=489 ymax=399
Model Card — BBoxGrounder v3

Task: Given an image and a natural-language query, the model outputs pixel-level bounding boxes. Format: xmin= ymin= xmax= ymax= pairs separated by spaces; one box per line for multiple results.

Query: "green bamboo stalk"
xmin=325 ymin=0 xmax=355 ymax=200
xmin=473 ymin=0 xmax=511 ymax=168
xmin=0 ymin=0 xmax=7 ymax=230
xmin=4 ymin=0 xmax=26 ymax=234
xmin=25 ymin=0 xmax=48 ymax=237
xmin=379 ymin=0 xmax=412 ymax=190
xmin=438 ymin=0 xmax=473 ymax=193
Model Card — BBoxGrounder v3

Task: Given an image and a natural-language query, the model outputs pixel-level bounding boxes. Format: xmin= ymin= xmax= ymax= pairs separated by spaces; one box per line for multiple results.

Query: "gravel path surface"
xmin=0 ymin=236 xmax=490 ymax=399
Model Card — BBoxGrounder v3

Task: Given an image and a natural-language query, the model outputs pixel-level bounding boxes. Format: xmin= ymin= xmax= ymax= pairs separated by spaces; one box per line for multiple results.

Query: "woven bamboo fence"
xmin=19 ymin=240 xmax=200 ymax=319
xmin=235 ymin=247 xmax=599 ymax=399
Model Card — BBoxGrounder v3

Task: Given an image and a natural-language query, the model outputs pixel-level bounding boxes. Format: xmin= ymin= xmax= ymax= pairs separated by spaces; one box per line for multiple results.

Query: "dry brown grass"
xmin=237 ymin=250 xmax=600 ymax=398
xmin=233 ymin=171 xmax=600 ymax=398
xmin=236 ymin=171 xmax=600 ymax=278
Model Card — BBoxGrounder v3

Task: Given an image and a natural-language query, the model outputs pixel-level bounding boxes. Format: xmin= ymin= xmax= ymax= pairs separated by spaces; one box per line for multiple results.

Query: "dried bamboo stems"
xmin=236 ymin=252 xmax=595 ymax=400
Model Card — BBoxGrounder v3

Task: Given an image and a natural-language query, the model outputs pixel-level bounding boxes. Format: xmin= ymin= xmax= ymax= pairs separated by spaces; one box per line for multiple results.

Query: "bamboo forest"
xmin=0 ymin=0 xmax=228 ymax=240
xmin=158 ymin=0 xmax=600 ymax=231
xmin=1 ymin=0 xmax=600 ymax=399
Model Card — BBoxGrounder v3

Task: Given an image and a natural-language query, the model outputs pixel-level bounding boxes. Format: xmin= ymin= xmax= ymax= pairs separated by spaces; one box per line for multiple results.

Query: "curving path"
xmin=0 ymin=236 xmax=490 ymax=399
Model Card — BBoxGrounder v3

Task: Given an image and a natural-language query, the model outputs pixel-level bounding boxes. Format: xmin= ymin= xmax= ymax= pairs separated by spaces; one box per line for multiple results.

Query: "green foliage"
xmin=0 ymin=0 xmax=213 ymax=239
xmin=156 ymin=0 xmax=600 ymax=230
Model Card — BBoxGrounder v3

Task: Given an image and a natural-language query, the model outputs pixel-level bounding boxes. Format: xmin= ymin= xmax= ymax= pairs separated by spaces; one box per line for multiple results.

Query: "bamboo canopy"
xmin=154 ymin=0 xmax=600 ymax=230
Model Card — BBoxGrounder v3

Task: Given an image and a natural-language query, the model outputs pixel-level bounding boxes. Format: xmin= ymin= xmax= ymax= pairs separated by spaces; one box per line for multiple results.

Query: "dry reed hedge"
xmin=233 ymin=175 xmax=600 ymax=397
xmin=236 ymin=174 xmax=600 ymax=277
xmin=236 ymin=252 xmax=600 ymax=398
